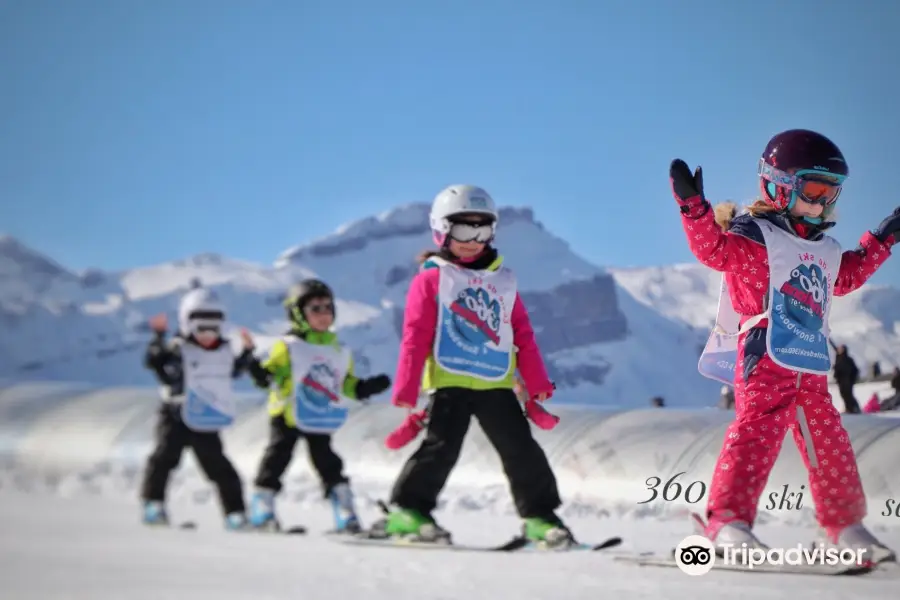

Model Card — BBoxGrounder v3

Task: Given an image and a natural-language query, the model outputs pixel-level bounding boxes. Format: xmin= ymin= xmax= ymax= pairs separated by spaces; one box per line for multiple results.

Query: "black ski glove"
xmin=872 ymin=207 xmax=900 ymax=244
xmin=670 ymin=159 xmax=710 ymax=219
xmin=355 ymin=374 xmax=391 ymax=400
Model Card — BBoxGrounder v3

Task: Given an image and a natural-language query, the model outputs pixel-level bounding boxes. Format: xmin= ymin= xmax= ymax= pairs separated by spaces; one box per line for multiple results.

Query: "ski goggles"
xmin=758 ymin=160 xmax=845 ymax=207
xmin=188 ymin=320 xmax=222 ymax=338
xmin=305 ymin=301 xmax=334 ymax=314
xmin=448 ymin=222 xmax=495 ymax=243
xmin=189 ymin=309 xmax=225 ymax=321
xmin=188 ymin=310 xmax=224 ymax=332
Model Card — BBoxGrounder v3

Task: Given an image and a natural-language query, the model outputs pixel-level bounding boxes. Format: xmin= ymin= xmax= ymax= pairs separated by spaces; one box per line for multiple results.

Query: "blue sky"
xmin=2 ymin=0 xmax=898 ymax=285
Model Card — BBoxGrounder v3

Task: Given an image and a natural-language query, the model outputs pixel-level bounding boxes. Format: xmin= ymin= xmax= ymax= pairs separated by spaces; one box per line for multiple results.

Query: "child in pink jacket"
xmin=370 ymin=184 xmax=573 ymax=548
xmin=672 ymin=128 xmax=898 ymax=563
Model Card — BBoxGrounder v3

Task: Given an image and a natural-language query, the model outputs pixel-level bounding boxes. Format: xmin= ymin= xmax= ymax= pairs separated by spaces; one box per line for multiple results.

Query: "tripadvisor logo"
xmin=674 ymin=535 xmax=867 ymax=576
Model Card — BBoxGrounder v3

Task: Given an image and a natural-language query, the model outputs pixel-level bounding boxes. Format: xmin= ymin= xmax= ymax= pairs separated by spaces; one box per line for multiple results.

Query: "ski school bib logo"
xmin=187 ymin=383 xmax=219 ymax=413
xmin=435 ymin=273 xmax=513 ymax=380
xmin=190 ymin=384 xmax=218 ymax=413
xmin=767 ymin=249 xmax=832 ymax=373
xmin=779 ymin=261 xmax=827 ymax=332
xmin=300 ymin=362 xmax=340 ymax=411
xmin=182 ymin=377 xmax=234 ymax=432
xmin=448 ymin=286 xmax=502 ymax=346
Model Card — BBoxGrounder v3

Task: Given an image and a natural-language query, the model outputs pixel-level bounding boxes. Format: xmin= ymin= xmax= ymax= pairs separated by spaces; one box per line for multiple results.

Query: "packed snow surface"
xmin=2 ymin=489 xmax=899 ymax=600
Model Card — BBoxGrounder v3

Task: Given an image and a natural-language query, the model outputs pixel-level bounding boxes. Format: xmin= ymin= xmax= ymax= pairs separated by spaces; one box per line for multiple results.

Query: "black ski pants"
xmin=390 ymin=387 xmax=562 ymax=519
xmin=140 ymin=403 xmax=245 ymax=514
xmin=253 ymin=415 xmax=348 ymax=497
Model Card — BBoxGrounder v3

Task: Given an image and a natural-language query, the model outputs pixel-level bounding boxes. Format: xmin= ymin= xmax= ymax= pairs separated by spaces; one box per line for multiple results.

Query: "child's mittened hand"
xmin=525 ymin=399 xmax=560 ymax=430
xmin=149 ymin=313 xmax=167 ymax=333
xmin=357 ymin=374 xmax=391 ymax=399
xmin=872 ymin=207 xmax=900 ymax=243
xmin=369 ymin=374 xmax=391 ymax=394
xmin=670 ymin=159 xmax=709 ymax=219
xmin=240 ymin=328 xmax=255 ymax=350
xmin=384 ymin=410 xmax=427 ymax=450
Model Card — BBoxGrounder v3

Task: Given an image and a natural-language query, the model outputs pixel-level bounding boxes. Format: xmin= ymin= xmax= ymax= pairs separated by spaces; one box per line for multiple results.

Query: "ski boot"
xmin=696 ymin=513 xmax=769 ymax=557
xmin=329 ymin=482 xmax=362 ymax=534
xmin=371 ymin=506 xmax=452 ymax=544
xmin=142 ymin=500 xmax=169 ymax=527
xmin=813 ymin=522 xmax=897 ymax=565
xmin=225 ymin=512 xmax=250 ymax=531
xmin=522 ymin=515 xmax=576 ymax=550
xmin=249 ymin=488 xmax=279 ymax=531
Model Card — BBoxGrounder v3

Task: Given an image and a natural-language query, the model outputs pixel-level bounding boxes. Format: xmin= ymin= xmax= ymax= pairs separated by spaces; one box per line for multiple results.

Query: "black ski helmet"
xmin=284 ymin=279 xmax=335 ymax=332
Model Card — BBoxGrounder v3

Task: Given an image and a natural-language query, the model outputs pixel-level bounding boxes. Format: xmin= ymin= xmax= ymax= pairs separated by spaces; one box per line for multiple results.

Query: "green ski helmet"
xmin=284 ymin=278 xmax=335 ymax=333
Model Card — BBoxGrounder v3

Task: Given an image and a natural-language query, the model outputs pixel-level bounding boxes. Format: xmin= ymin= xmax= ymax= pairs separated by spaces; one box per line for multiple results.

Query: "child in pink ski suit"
xmin=373 ymin=184 xmax=572 ymax=548
xmin=671 ymin=129 xmax=900 ymax=562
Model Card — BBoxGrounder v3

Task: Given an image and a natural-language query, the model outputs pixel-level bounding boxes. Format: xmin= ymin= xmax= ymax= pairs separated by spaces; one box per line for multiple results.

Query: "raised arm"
xmin=144 ymin=331 xmax=181 ymax=386
xmin=832 ymin=213 xmax=897 ymax=296
xmin=246 ymin=340 xmax=291 ymax=389
xmin=671 ymin=160 xmax=767 ymax=273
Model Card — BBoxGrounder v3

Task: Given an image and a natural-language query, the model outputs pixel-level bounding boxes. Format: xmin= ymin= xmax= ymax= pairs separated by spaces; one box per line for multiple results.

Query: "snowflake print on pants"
xmin=706 ymin=342 xmax=867 ymax=535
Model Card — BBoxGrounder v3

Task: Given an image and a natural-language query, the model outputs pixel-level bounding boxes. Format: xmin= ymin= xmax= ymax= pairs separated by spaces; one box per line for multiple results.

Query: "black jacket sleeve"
xmin=231 ymin=346 xmax=255 ymax=378
xmin=144 ymin=332 xmax=183 ymax=387
xmin=246 ymin=355 xmax=273 ymax=388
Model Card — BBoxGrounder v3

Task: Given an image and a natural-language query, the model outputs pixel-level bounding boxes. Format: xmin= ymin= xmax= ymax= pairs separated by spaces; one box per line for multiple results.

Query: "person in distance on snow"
xmin=245 ymin=279 xmax=391 ymax=534
xmin=672 ymin=129 xmax=900 ymax=562
xmin=141 ymin=286 xmax=255 ymax=530
xmin=375 ymin=184 xmax=573 ymax=548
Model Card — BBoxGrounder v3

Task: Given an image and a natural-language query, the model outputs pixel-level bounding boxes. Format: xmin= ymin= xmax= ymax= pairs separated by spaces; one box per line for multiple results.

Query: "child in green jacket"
xmin=246 ymin=279 xmax=391 ymax=532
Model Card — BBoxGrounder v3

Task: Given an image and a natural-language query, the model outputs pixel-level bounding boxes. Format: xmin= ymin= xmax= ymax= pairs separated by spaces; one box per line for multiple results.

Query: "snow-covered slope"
xmin=7 ymin=492 xmax=898 ymax=600
xmin=3 ymin=204 xmax=899 ymax=405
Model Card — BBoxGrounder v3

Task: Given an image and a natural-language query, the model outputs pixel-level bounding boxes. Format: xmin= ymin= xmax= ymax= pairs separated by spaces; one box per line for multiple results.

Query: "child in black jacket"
xmin=141 ymin=287 xmax=254 ymax=530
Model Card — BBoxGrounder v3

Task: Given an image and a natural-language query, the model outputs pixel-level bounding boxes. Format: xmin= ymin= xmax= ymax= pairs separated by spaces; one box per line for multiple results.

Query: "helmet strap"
xmin=290 ymin=305 xmax=311 ymax=334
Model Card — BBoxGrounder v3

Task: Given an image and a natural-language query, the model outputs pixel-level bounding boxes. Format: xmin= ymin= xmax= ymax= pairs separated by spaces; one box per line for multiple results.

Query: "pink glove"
xmin=525 ymin=399 xmax=559 ymax=430
xmin=384 ymin=410 xmax=428 ymax=449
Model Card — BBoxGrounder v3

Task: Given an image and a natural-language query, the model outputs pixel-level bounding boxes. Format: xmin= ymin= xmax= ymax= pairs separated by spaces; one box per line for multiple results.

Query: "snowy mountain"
xmin=2 ymin=205 xmax=899 ymax=407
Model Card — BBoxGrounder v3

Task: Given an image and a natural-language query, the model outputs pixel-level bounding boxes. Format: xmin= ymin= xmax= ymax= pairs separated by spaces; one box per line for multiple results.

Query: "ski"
xmin=161 ymin=522 xmax=307 ymax=534
xmin=497 ymin=535 xmax=623 ymax=553
xmin=283 ymin=525 xmax=307 ymax=535
xmin=331 ymin=532 xmax=622 ymax=553
xmin=240 ymin=520 xmax=308 ymax=535
xmin=348 ymin=500 xmax=622 ymax=553
xmin=613 ymin=549 xmax=876 ymax=576
xmin=143 ymin=520 xmax=197 ymax=531
xmin=329 ymin=534 xmax=498 ymax=552
xmin=246 ymin=523 xmax=307 ymax=535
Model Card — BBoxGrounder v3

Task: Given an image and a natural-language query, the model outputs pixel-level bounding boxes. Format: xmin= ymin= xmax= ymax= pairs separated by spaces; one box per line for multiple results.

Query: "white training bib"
xmin=432 ymin=261 xmax=516 ymax=382
xmin=697 ymin=276 xmax=741 ymax=386
xmin=757 ymin=220 xmax=840 ymax=374
xmin=181 ymin=342 xmax=237 ymax=432
xmin=286 ymin=337 xmax=353 ymax=434
xmin=697 ymin=218 xmax=841 ymax=383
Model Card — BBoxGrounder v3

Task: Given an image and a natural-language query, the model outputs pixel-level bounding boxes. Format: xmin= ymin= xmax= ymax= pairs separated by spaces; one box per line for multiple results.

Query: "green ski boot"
xmin=523 ymin=516 xmax=575 ymax=549
xmin=383 ymin=508 xmax=452 ymax=544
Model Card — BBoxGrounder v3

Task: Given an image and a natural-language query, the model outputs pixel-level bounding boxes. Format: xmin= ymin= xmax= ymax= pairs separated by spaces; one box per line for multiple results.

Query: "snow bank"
xmin=2 ymin=382 xmax=900 ymax=526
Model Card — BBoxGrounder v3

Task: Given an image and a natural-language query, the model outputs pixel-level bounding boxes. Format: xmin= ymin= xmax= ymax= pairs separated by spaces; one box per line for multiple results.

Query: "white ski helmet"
xmin=178 ymin=287 xmax=226 ymax=337
xmin=429 ymin=184 xmax=499 ymax=246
